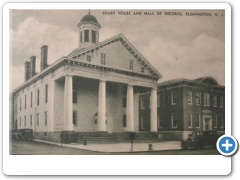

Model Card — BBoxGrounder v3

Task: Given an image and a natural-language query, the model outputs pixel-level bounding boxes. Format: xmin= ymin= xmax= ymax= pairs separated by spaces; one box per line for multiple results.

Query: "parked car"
xmin=181 ymin=130 xmax=220 ymax=150
xmin=11 ymin=128 xmax=33 ymax=141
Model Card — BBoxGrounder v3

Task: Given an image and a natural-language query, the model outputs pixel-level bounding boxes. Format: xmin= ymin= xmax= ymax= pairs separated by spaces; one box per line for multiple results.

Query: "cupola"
xmin=77 ymin=11 xmax=101 ymax=48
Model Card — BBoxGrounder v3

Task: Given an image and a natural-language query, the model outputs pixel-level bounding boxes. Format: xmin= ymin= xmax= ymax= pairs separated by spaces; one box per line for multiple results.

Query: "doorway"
xmin=203 ymin=118 xmax=212 ymax=130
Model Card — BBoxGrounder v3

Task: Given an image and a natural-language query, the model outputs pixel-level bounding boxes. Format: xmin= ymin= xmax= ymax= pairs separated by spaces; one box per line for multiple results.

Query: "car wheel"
xmin=200 ymin=145 xmax=205 ymax=150
xmin=181 ymin=144 xmax=187 ymax=150
xmin=195 ymin=144 xmax=201 ymax=150
xmin=212 ymin=142 xmax=217 ymax=149
xmin=25 ymin=133 xmax=31 ymax=139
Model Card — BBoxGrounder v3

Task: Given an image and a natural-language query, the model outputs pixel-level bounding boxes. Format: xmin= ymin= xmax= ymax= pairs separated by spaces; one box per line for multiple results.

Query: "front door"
xmin=139 ymin=115 xmax=150 ymax=131
xmin=204 ymin=118 xmax=212 ymax=130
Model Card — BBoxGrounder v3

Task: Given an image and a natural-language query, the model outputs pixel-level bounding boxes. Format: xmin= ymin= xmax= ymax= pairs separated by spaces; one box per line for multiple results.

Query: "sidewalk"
xmin=34 ymin=139 xmax=182 ymax=153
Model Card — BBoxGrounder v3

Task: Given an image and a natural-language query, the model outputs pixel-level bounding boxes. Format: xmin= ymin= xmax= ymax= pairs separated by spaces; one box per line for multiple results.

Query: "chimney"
xmin=24 ymin=61 xmax=30 ymax=81
xmin=41 ymin=45 xmax=48 ymax=71
xmin=29 ymin=56 xmax=36 ymax=78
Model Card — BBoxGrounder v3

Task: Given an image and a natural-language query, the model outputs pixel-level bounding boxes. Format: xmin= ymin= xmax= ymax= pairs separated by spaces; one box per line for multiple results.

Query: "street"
xmin=9 ymin=140 xmax=220 ymax=155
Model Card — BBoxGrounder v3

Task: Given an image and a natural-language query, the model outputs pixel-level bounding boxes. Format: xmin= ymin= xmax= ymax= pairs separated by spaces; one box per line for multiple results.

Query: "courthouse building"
xmin=10 ymin=13 xmax=225 ymax=142
xmin=139 ymin=77 xmax=225 ymax=140
xmin=10 ymin=13 xmax=162 ymax=142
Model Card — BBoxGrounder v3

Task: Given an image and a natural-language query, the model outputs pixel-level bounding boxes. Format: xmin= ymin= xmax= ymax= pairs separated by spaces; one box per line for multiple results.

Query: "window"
xmin=171 ymin=91 xmax=177 ymax=105
xmin=73 ymin=111 xmax=77 ymax=126
xmin=87 ymin=55 xmax=91 ymax=62
xmin=24 ymin=116 xmax=27 ymax=126
xmin=141 ymin=67 xmax=144 ymax=73
xmin=188 ymin=91 xmax=192 ymax=104
xmin=220 ymin=96 xmax=224 ymax=108
xmin=158 ymin=114 xmax=163 ymax=128
xmin=214 ymin=114 xmax=218 ymax=128
xmin=92 ymin=30 xmax=97 ymax=43
xmin=162 ymin=91 xmax=165 ymax=107
xmin=19 ymin=117 xmax=21 ymax=127
xmin=80 ymin=31 xmax=82 ymax=42
xmin=84 ymin=30 xmax=89 ymax=42
xmin=101 ymin=53 xmax=106 ymax=65
xmin=73 ymin=90 xmax=78 ymax=104
xmin=140 ymin=116 xmax=145 ymax=129
xmin=219 ymin=115 xmax=224 ymax=128
xmin=123 ymin=96 xmax=126 ymax=108
xmin=204 ymin=93 xmax=210 ymax=106
xmin=31 ymin=92 xmax=33 ymax=107
xmin=45 ymin=84 xmax=48 ymax=103
xmin=196 ymin=114 xmax=200 ymax=128
xmin=30 ymin=115 xmax=32 ymax=126
xmin=44 ymin=112 xmax=48 ymax=126
xmin=25 ymin=94 xmax=27 ymax=109
xmin=196 ymin=92 xmax=201 ymax=105
xmin=187 ymin=113 xmax=192 ymax=128
xmin=171 ymin=113 xmax=177 ymax=128
xmin=157 ymin=93 xmax=160 ymax=107
xmin=37 ymin=89 xmax=40 ymax=105
xmin=122 ymin=115 xmax=126 ymax=127
xmin=213 ymin=95 xmax=217 ymax=107
xmin=37 ymin=113 xmax=39 ymax=126
xmin=130 ymin=60 xmax=134 ymax=70
xmin=15 ymin=120 xmax=17 ymax=129
xmin=20 ymin=98 xmax=21 ymax=110
xmin=141 ymin=97 xmax=146 ymax=109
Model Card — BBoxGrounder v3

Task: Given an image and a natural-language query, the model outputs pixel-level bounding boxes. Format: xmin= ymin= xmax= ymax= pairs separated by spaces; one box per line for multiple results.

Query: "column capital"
xmin=127 ymin=83 xmax=134 ymax=87
xmin=99 ymin=79 xmax=106 ymax=82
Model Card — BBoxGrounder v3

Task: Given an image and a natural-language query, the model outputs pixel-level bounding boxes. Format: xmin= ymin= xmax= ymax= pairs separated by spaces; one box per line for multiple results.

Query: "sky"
xmin=9 ymin=9 xmax=225 ymax=92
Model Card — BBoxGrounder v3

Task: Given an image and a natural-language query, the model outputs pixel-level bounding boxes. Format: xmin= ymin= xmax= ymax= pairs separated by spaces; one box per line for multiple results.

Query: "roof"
xmin=78 ymin=14 xmax=101 ymax=28
xmin=158 ymin=76 xmax=224 ymax=88
xmin=67 ymin=33 xmax=162 ymax=78
xmin=194 ymin=76 xmax=219 ymax=86
xmin=12 ymin=33 xmax=162 ymax=94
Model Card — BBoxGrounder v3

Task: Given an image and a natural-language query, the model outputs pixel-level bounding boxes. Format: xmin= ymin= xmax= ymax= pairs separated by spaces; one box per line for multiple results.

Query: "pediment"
xmin=67 ymin=34 xmax=162 ymax=79
xmin=202 ymin=109 xmax=212 ymax=114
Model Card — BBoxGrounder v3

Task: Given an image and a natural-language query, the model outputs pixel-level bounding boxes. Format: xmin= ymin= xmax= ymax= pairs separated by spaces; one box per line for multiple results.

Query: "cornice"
xmin=158 ymin=80 xmax=225 ymax=92
xmin=12 ymin=57 xmax=159 ymax=95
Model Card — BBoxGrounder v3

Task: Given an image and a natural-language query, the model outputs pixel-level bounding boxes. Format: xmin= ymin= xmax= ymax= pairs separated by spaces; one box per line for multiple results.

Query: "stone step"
xmin=65 ymin=132 xmax=161 ymax=144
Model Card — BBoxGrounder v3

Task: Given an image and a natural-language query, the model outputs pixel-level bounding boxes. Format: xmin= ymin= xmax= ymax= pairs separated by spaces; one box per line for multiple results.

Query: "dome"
xmin=79 ymin=14 xmax=101 ymax=28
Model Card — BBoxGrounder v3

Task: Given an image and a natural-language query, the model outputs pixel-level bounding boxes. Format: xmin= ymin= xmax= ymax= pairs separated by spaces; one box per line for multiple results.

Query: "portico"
xmin=59 ymin=61 xmax=159 ymax=133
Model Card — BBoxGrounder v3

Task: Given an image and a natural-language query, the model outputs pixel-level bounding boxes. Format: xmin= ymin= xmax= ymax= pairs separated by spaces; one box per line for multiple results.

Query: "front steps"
xmin=75 ymin=132 xmax=161 ymax=144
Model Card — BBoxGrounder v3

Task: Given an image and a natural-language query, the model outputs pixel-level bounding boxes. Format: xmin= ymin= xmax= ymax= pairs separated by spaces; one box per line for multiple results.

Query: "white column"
xmin=98 ymin=80 xmax=106 ymax=132
xmin=126 ymin=84 xmax=134 ymax=132
xmin=97 ymin=31 xmax=99 ymax=43
xmin=89 ymin=29 xmax=92 ymax=43
xmin=150 ymin=88 xmax=158 ymax=132
xmin=64 ymin=75 xmax=73 ymax=131
xmin=82 ymin=29 xmax=85 ymax=43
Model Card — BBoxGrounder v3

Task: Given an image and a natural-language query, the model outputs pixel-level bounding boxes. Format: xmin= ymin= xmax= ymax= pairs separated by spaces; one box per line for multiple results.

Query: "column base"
xmin=96 ymin=131 xmax=107 ymax=133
